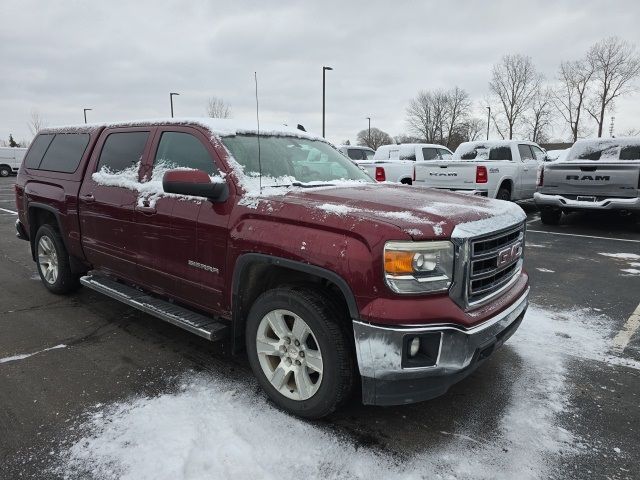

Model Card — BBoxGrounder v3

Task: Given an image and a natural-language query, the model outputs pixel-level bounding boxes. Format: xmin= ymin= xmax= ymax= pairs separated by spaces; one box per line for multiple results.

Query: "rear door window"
xmin=154 ymin=131 xmax=219 ymax=175
xmin=38 ymin=133 xmax=90 ymax=173
xmin=422 ymin=147 xmax=439 ymax=160
xmin=364 ymin=149 xmax=375 ymax=160
xmin=24 ymin=134 xmax=54 ymax=169
xmin=619 ymin=145 xmax=640 ymax=160
xmin=518 ymin=144 xmax=534 ymax=160
xmin=97 ymin=132 xmax=150 ymax=173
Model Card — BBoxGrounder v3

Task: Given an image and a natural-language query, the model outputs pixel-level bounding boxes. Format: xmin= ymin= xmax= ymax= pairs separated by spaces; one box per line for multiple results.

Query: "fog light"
xmin=409 ymin=337 xmax=420 ymax=357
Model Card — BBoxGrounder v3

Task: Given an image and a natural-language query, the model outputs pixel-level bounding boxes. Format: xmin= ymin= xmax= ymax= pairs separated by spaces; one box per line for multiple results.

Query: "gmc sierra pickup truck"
xmin=535 ymin=137 xmax=640 ymax=224
xmin=15 ymin=118 xmax=529 ymax=418
xmin=414 ymin=140 xmax=546 ymax=200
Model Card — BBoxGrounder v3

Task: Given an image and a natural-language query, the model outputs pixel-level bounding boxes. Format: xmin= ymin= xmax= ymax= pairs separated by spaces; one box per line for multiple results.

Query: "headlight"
xmin=384 ymin=241 xmax=454 ymax=294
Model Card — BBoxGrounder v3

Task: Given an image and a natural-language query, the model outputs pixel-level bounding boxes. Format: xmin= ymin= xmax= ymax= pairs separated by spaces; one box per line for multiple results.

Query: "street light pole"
xmin=322 ymin=66 xmax=333 ymax=137
xmin=366 ymin=116 xmax=371 ymax=146
xmin=83 ymin=108 xmax=92 ymax=124
xmin=486 ymin=106 xmax=491 ymax=140
xmin=170 ymin=92 xmax=180 ymax=118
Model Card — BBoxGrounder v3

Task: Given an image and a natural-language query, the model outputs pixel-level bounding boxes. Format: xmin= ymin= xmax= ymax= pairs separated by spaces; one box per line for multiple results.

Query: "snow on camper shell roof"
xmin=566 ymin=136 xmax=640 ymax=162
xmin=41 ymin=117 xmax=326 ymax=141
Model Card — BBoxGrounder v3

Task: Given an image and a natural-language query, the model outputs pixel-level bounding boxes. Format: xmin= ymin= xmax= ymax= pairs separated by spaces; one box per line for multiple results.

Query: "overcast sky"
xmin=1 ymin=0 xmax=639 ymax=145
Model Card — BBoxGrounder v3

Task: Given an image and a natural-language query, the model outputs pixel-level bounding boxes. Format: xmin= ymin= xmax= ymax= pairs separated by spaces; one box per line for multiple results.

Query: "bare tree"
xmin=526 ymin=86 xmax=555 ymax=143
xmin=620 ymin=127 xmax=640 ymax=137
xmin=553 ymin=60 xmax=594 ymax=141
xmin=461 ymin=118 xmax=485 ymax=142
xmin=406 ymin=87 xmax=470 ymax=145
xmin=444 ymin=87 xmax=471 ymax=148
xmin=488 ymin=54 xmax=543 ymax=139
xmin=357 ymin=127 xmax=392 ymax=150
xmin=206 ymin=96 xmax=232 ymax=119
xmin=27 ymin=109 xmax=46 ymax=137
xmin=585 ymin=37 xmax=640 ymax=137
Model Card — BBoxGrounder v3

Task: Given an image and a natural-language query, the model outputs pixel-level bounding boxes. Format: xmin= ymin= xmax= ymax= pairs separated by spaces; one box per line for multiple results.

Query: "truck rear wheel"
xmin=35 ymin=224 xmax=80 ymax=294
xmin=496 ymin=187 xmax=511 ymax=201
xmin=540 ymin=208 xmax=562 ymax=225
xmin=245 ymin=287 xmax=354 ymax=419
xmin=0 ymin=165 xmax=11 ymax=177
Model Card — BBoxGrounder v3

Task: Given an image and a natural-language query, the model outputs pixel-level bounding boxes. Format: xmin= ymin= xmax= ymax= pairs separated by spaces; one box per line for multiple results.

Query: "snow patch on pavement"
xmin=57 ymin=305 xmax=633 ymax=480
xmin=536 ymin=268 xmax=555 ymax=273
xmin=0 ymin=344 xmax=66 ymax=364
xmin=598 ymin=252 xmax=640 ymax=261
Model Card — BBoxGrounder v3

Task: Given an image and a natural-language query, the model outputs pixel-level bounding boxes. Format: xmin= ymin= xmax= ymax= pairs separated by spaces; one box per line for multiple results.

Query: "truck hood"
xmin=279 ymin=183 xmax=526 ymax=239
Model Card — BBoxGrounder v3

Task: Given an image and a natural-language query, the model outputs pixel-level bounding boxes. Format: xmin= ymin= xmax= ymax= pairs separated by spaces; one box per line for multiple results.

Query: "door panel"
xmin=79 ymin=128 xmax=154 ymax=281
xmin=135 ymin=126 xmax=230 ymax=314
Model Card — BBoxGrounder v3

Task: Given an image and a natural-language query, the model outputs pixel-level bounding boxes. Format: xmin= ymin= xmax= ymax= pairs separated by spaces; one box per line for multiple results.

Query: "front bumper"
xmin=534 ymin=192 xmax=640 ymax=211
xmin=353 ymin=287 xmax=529 ymax=406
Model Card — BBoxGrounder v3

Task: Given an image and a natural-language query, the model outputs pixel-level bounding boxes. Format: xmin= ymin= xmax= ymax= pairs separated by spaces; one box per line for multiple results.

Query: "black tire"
xmin=401 ymin=178 xmax=412 ymax=185
xmin=540 ymin=209 xmax=562 ymax=225
xmin=246 ymin=287 xmax=354 ymax=419
xmin=496 ymin=187 xmax=511 ymax=201
xmin=0 ymin=165 xmax=11 ymax=177
xmin=34 ymin=224 xmax=80 ymax=294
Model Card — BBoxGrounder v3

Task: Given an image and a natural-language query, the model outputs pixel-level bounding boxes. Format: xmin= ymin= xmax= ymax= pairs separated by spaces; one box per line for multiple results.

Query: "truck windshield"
xmin=221 ymin=135 xmax=374 ymax=185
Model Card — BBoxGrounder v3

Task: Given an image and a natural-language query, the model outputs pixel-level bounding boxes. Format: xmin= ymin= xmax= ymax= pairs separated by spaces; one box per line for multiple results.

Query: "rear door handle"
xmin=135 ymin=205 xmax=157 ymax=214
xmin=81 ymin=194 xmax=95 ymax=203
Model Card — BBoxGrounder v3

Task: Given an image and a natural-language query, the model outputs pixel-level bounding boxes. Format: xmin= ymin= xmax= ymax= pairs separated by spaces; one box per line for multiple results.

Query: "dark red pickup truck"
xmin=14 ymin=118 xmax=529 ymax=418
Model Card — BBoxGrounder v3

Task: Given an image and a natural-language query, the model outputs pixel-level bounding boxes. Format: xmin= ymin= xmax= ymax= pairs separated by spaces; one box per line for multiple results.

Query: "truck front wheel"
xmin=35 ymin=224 xmax=80 ymax=294
xmin=0 ymin=165 xmax=11 ymax=177
xmin=246 ymin=287 xmax=354 ymax=419
xmin=540 ymin=208 xmax=562 ymax=225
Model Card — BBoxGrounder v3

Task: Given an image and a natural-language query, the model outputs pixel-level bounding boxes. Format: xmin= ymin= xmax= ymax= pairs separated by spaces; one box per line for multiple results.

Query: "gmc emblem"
xmin=497 ymin=242 xmax=522 ymax=267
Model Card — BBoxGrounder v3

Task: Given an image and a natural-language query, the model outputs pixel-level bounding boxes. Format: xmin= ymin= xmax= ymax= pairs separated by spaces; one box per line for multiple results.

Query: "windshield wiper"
xmin=291 ymin=181 xmax=336 ymax=188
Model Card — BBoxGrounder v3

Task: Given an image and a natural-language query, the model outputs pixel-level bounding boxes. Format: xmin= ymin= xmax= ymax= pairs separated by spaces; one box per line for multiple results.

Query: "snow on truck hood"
xmin=279 ymin=183 xmax=526 ymax=239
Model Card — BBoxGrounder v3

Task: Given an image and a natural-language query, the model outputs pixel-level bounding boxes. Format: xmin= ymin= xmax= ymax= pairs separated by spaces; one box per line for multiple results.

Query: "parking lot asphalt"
xmin=1 ymin=175 xmax=639 ymax=480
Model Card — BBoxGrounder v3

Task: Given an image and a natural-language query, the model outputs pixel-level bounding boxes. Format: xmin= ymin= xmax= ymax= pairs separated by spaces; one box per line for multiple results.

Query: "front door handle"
xmin=135 ymin=205 xmax=157 ymax=214
xmin=81 ymin=194 xmax=95 ymax=203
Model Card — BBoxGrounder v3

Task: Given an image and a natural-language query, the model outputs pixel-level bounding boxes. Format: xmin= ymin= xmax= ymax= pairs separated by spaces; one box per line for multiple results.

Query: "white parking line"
xmin=613 ymin=303 xmax=640 ymax=354
xmin=528 ymin=230 xmax=640 ymax=244
xmin=0 ymin=207 xmax=18 ymax=215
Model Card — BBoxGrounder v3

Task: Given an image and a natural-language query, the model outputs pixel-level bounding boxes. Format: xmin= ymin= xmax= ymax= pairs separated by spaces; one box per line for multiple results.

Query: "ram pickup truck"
xmin=414 ymin=140 xmax=546 ymax=200
xmin=0 ymin=146 xmax=27 ymax=177
xmin=337 ymin=145 xmax=375 ymax=162
xmin=535 ymin=137 xmax=640 ymax=224
xmin=15 ymin=118 xmax=529 ymax=418
xmin=360 ymin=143 xmax=453 ymax=184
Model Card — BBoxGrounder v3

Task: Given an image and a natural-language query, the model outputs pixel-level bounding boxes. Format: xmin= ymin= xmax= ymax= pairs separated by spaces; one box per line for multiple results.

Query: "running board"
xmin=80 ymin=274 xmax=229 ymax=341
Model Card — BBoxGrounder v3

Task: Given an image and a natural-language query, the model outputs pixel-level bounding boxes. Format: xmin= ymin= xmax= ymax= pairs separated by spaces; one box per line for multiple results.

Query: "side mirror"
xmin=162 ymin=169 xmax=229 ymax=203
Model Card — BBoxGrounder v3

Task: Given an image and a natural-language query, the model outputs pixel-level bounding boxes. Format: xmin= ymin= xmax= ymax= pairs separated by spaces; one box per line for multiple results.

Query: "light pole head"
xmin=170 ymin=92 xmax=180 ymax=96
xmin=323 ymin=66 xmax=333 ymax=71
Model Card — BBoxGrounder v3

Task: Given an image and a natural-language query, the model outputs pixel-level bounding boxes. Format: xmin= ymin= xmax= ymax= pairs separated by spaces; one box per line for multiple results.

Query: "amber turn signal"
xmin=384 ymin=251 xmax=414 ymax=275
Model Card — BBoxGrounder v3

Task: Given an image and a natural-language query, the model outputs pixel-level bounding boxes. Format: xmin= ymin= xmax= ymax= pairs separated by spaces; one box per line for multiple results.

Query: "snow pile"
xmin=92 ymin=162 xmax=224 ymax=208
xmin=57 ymin=304 xmax=634 ymax=479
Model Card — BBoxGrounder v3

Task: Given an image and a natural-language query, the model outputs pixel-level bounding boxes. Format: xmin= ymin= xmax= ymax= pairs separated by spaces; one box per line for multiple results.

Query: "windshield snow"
xmin=221 ymin=135 xmax=374 ymax=185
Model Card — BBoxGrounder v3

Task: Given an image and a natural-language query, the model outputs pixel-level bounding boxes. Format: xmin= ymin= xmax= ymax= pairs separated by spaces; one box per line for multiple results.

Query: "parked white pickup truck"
xmin=0 ymin=147 xmax=27 ymax=177
xmin=535 ymin=137 xmax=640 ymax=224
xmin=359 ymin=143 xmax=453 ymax=184
xmin=337 ymin=145 xmax=376 ymax=162
xmin=414 ymin=140 xmax=545 ymax=200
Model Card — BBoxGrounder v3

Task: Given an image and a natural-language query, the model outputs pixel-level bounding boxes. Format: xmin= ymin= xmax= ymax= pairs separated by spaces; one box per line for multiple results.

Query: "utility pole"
xmin=83 ymin=108 xmax=92 ymax=124
xmin=366 ymin=117 xmax=371 ymax=146
xmin=322 ymin=66 xmax=333 ymax=137
xmin=170 ymin=92 xmax=180 ymax=118
xmin=486 ymin=106 xmax=491 ymax=140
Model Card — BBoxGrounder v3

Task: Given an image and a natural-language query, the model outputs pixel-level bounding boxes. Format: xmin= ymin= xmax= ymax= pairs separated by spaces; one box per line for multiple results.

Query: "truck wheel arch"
xmin=27 ymin=203 xmax=66 ymax=261
xmin=231 ymin=253 xmax=359 ymax=353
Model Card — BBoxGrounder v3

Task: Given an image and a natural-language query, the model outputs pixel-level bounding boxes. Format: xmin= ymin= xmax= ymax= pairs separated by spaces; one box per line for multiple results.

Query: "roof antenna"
xmin=254 ymin=71 xmax=263 ymax=194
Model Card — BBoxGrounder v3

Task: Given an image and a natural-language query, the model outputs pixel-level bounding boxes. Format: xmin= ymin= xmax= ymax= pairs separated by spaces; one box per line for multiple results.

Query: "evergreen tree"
xmin=9 ymin=134 xmax=19 ymax=147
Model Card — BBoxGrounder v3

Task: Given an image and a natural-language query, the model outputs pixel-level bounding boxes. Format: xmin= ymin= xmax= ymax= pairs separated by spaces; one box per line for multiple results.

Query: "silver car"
xmin=534 ymin=137 xmax=640 ymax=224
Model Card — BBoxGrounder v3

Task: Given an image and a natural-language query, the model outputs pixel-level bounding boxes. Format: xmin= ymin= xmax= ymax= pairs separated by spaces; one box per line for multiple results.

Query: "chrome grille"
xmin=467 ymin=223 xmax=525 ymax=306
